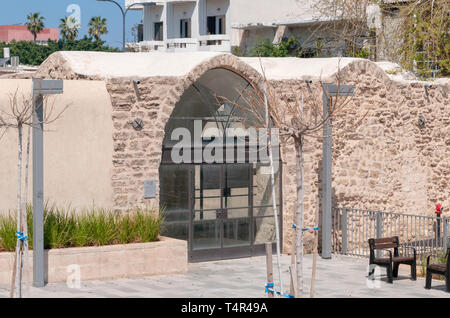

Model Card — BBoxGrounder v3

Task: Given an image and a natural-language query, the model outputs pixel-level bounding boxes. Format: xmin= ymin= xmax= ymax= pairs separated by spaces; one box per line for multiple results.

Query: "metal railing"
xmin=332 ymin=207 xmax=449 ymax=262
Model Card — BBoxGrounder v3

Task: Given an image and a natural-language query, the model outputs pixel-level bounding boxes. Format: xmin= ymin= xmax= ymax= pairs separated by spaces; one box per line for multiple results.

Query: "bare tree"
xmin=218 ymin=60 xmax=356 ymax=297
xmin=395 ymin=0 xmax=449 ymax=77
xmin=309 ymin=0 xmax=378 ymax=58
xmin=0 ymin=89 xmax=68 ymax=298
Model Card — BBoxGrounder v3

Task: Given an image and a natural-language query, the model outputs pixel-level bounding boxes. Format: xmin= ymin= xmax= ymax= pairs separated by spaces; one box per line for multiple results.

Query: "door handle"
xmin=216 ymin=209 xmax=228 ymax=219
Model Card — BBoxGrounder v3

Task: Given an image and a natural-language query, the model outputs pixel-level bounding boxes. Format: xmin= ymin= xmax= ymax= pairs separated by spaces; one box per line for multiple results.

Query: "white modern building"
xmin=125 ymin=0 xmax=325 ymax=53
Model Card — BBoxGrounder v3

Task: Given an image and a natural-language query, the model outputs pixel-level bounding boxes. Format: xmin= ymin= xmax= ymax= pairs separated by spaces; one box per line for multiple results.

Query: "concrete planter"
xmin=0 ymin=236 xmax=187 ymax=285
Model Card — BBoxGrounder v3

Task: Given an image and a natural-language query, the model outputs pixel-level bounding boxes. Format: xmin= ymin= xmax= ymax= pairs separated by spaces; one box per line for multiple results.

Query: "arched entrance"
xmin=159 ymin=68 xmax=282 ymax=262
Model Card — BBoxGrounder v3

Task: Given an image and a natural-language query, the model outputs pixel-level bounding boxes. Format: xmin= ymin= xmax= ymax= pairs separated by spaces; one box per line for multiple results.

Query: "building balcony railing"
xmin=126 ymin=40 xmax=165 ymax=52
xmin=127 ymin=35 xmax=231 ymax=52
xmin=198 ymin=34 xmax=231 ymax=52
xmin=166 ymin=38 xmax=199 ymax=51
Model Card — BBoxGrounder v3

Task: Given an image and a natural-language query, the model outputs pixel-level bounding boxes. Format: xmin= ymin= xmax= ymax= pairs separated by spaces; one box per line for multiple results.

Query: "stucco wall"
xmin=0 ymin=80 xmax=114 ymax=213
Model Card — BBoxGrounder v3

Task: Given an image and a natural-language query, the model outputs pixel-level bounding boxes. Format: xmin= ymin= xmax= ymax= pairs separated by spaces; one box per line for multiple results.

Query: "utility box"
xmin=3 ymin=47 xmax=10 ymax=59
xmin=144 ymin=180 xmax=157 ymax=199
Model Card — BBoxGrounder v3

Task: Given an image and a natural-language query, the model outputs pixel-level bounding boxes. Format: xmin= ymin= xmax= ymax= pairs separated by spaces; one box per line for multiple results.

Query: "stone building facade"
xmin=1 ymin=51 xmax=448 ymax=256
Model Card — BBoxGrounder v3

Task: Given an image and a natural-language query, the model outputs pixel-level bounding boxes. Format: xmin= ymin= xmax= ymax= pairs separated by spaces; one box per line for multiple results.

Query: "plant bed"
xmin=0 ymin=206 xmax=187 ymax=284
xmin=0 ymin=206 xmax=164 ymax=251
xmin=0 ymin=236 xmax=187 ymax=284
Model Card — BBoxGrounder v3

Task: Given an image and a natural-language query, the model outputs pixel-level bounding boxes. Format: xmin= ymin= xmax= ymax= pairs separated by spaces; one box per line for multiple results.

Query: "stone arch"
xmin=157 ymin=54 xmax=266 ymax=126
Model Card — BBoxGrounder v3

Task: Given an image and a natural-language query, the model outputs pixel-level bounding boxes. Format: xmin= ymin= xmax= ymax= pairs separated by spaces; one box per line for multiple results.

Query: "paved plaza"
xmin=0 ymin=254 xmax=448 ymax=298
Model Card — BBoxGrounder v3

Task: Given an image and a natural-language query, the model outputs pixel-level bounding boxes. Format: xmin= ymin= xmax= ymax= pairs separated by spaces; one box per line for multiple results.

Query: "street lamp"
xmin=97 ymin=0 xmax=156 ymax=52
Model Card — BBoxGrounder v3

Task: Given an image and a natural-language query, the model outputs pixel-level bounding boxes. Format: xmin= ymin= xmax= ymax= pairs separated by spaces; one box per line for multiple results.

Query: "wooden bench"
xmin=425 ymin=238 xmax=450 ymax=292
xmin=368 ymin=236 xmax=417 ymax=283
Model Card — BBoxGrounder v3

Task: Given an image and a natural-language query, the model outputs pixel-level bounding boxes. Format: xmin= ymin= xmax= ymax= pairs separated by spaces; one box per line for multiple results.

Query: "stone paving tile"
xmin=0 ymin=254 xmax=449 ymax=298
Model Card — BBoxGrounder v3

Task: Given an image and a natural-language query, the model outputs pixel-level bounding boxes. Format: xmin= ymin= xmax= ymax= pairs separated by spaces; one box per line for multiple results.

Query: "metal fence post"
xmin=376 ymin=211 xmax=383 ymax=258
xmin=376 ymin=211 xmax=383 ymax=239
xmin=444 ymin=218 xmax=448 ymax=248
xmin=342 ymin=207 xmax=348 ymax=254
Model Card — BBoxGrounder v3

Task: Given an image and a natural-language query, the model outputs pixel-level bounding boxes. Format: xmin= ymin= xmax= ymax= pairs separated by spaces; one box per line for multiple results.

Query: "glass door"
xmin=191 ymin=164 xmax=252 ymax=261
xmin=192 ymin=164 xmax=222 ymax=254
xmin=222 ymin=164 xmax=251 ymax=249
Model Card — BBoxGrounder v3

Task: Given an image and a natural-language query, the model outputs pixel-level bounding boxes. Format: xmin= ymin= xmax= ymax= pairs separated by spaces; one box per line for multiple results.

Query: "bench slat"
xmin=374 ymin=243 xmax=398 ymax=249
xmin=372 ymin=237 xmax=398 ymax=244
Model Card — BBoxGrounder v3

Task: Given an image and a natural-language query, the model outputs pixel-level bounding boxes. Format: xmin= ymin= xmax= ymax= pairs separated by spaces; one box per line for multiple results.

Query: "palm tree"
xmin=88 ymin=16 xmax=108 ymax=41
xmin=25 ymin=13 xmax=45 ymax=42
xmin=59 ymin=16 xmax=80 ymax=41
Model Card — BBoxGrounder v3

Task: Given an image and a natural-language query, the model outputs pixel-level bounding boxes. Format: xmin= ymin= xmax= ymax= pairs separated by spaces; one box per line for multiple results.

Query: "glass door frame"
xmin=188 ymin=162 xmax=283 ymax=263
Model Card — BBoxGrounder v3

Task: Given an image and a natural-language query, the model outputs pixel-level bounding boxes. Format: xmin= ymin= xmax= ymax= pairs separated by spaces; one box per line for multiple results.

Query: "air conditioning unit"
xmin=10 ymin=56 xmax=19 ymax=67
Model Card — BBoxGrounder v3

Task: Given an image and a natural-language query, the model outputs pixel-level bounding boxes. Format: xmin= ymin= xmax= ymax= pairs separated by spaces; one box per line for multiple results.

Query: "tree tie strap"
xmin=16 ymin=232 xmax=28 ymax=244
xmin=264 ymin=282 xmax=294 ymax=298
xmin=292 ymin=224 xmax=319 ymax=232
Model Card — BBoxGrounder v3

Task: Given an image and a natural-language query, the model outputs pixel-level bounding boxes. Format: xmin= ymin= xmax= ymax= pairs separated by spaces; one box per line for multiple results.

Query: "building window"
xmin=180 ymin=19 xmax=191 ymax=38
xmin=207 ymin=16 xmax=226 ymax=35
xmin=154 ymin=22 xmax=163 ymax=41
xmin=138 ymin=24 xmax=144 ymax=42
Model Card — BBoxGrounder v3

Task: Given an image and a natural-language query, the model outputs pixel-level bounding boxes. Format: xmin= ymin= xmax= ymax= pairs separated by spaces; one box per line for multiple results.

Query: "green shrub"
xmin=0 ymin=36 xmax=120 ymax=66
xmin=133 ymin=208 xmax=163 ymax=243
xmin=0 ymin=206 xmax=163 ymax=252
xmin=419 ymin=251 xmax=448 ymax=278
xmin=86 ymin=209 xmax=118 ymax=246
xmin=0 ymin=213 xmax=17 ymax=251
xmin=44 ymin=206 xmax=77 ymax=249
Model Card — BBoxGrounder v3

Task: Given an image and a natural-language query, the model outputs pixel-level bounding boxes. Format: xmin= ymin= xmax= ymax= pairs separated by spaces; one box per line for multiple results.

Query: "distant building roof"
xmin=0 ymin=25 xmax=59 ymax=43
xmin=232 ymin=17 xmax=338 ymax=30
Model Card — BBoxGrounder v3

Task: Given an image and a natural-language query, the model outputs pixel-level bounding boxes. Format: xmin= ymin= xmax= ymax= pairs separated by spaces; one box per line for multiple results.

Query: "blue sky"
xmin=0 ymin=0 xmax=142 ymax=48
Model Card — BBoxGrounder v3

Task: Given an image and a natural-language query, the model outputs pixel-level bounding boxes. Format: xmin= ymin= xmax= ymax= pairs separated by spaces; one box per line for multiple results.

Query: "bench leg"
xmin=368 ymin=264 xmax=375 ymax=280
xmin=392 ymin=263 xmax=399 ymax=278
xmin=425 ymin=270 xmax=432 ymax=290
xmin=411 ymin=261 xmax=417 ymax=281
xmin=446 ymin=275 xmax=449 ymax=293
xmin=387 ymin=264 xmax=393 ymax=284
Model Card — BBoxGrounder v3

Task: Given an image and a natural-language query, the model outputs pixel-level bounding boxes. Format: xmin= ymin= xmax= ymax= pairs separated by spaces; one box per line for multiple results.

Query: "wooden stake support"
xmin=265 ymin=243 xmax=274 ymax=298
xmin=289 ymin=264 xmax=298 ymax=298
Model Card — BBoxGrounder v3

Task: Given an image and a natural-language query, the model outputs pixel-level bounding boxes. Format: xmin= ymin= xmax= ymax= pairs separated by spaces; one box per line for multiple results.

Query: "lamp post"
xmin=32 ymin=79 xmax=64 ymax=288
xmin=97 ymin=0 xmax=155 ymax=52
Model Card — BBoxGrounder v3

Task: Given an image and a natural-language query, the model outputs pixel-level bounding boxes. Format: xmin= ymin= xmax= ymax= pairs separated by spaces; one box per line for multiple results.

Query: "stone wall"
xmin=275 ymin=61 xmax=450 ymax=253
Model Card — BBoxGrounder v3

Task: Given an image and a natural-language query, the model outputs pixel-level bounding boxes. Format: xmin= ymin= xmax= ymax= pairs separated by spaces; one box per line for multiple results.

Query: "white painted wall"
xmin=206 ymin=0 xmax=229 ymax=17
xmin=228 ymin=0 xmax=315 ymax=25
xmin=130 ymin=0 xmax=319 ymax=51
xmin=171 ymin=2 xmax=196 ymax=38
xmin=143 ymin=5 xmax=164 ymax=41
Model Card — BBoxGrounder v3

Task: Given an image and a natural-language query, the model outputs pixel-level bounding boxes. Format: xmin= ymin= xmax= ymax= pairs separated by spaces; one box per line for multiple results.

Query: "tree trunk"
xmin=294 ymin=136 xmax=304 ymax=298
xmin=310 ymin=201 xmax=319 ymax=298
xmin=11 ymin=124 xmax=23 ymax=298
xmin=21 ymin=126 xmax=31 ymax=297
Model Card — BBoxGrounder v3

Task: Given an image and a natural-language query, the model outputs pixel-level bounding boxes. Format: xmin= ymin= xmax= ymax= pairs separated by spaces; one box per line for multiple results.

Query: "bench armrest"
xmin=426 ymin=254 xmax=433 ymax=266
xmin=403 ymin=246 xmax=417 ymax=258
xmin=383 ymin=249 xmax=393 ymax=261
